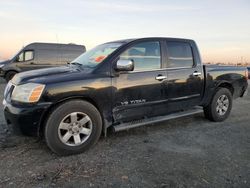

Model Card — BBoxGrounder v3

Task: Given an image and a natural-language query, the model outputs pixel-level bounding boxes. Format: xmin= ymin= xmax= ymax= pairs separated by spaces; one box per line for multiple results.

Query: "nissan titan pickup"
xmin=3 ymin=38 xmax=248 ymax=155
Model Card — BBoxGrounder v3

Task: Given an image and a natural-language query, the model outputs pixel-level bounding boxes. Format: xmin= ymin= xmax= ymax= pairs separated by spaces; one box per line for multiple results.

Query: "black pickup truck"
xmin=3 ymin=37 xmax=248 ymax=155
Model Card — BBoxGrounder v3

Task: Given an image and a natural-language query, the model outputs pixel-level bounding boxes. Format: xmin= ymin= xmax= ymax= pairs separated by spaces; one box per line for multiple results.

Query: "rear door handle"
xmin=155 ymin=75 xmax=167 ymax=81
xmin=193 ymin=72 xmax=202 ymax=76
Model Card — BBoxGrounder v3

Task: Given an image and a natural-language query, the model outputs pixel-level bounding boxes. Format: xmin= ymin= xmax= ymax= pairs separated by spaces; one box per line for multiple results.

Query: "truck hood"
xmin=11 ymin=65 xmax=92 ymax=85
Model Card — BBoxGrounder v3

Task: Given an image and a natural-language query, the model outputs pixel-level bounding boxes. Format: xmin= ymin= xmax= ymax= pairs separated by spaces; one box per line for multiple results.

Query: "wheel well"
xmin=217 ymin=83 xmax=234 ymax=96
xmin=4 ymin=70 xmax=18 ymax=78
xmin=38 ymin=97 xmax=103 ymax=137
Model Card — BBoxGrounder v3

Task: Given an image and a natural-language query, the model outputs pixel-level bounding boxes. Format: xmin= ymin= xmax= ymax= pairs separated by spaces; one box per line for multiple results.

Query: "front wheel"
xmin=203 ymin=87 xmax=233 ymax=122
xmin=45 ymin=100 xmax=102 ymax=156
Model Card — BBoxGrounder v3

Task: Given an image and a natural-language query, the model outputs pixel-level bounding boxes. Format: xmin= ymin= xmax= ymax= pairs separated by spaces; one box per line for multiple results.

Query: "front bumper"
xmin=3 ymin=100 xmax=51 ymax=136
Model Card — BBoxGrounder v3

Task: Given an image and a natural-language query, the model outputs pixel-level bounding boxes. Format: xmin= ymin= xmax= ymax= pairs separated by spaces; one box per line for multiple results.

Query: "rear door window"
xmin=166 ymin=42 xmax=194 ymax=68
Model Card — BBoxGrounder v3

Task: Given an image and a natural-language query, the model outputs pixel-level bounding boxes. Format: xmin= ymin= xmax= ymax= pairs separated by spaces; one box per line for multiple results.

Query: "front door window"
xmin=119 ymin=41 xmax=161 ymax=71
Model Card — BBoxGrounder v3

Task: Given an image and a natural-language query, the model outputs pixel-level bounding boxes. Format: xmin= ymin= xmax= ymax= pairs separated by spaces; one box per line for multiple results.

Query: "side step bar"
xmin=113 ymin=107 xmax=203 ymax=132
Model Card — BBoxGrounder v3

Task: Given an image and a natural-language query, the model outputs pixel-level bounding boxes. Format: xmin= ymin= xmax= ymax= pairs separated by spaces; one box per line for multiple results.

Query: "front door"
xmin=112 ymin=40 xmax=168 ymax=122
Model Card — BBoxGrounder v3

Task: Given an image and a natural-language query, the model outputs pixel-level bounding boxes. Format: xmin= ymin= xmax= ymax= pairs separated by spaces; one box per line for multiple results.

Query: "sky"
xmin=0 ymin=0 xmax=250 ymax=63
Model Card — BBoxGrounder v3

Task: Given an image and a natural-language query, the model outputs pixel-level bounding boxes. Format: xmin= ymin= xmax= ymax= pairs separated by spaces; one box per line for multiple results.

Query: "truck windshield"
xmin=71 ymin=42 xmax=123 ymax=68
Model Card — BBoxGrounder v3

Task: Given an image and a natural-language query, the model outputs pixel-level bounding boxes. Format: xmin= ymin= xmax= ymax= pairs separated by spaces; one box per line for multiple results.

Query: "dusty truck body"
xmin=3 ymin=37 xmax=248 ymax=155
xmin=0 ymin=42 xmax=86 ymax=81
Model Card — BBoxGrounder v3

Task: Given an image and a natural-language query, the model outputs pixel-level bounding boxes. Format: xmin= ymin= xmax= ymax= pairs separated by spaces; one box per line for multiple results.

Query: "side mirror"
xmin=115 ymin=59 xmax=134 ymax=72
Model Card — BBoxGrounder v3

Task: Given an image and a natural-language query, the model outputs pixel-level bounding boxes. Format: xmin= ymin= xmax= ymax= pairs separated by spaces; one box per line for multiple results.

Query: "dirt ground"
xmin=0 ymin=78 xmax=249 ymax=188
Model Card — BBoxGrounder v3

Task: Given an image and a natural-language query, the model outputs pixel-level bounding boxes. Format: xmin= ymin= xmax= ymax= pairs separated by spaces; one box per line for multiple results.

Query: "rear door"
xmin=112 ymin=40 xmax=169 ymax=122
xmin=165 ymin=40 xmax=204 ymax=112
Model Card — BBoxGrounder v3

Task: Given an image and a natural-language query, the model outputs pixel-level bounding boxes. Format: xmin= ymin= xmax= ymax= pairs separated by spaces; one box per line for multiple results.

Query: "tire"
xmin=45 ymin=100 xmax=102 ymax=156
xmin=203 ymin=87 xmax=233 ymax=122
xmin=5 ymin=71 xmax=17 ymax=82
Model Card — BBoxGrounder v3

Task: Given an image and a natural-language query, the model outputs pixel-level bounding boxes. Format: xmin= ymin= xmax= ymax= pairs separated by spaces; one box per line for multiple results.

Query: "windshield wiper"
xmin=70 ymin=62 xmax=83 ymax=66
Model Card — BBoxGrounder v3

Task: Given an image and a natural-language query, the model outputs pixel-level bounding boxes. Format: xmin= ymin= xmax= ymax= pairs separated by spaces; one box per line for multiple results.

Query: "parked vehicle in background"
xmin=0 ymin=43 xmax=86 ymax=81
xmin=3 ymin=37 xmax=248 ymax=155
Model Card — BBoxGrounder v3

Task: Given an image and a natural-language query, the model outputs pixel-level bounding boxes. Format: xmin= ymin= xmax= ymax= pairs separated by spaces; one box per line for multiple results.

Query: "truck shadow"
xmin=0 ymin=113 xmax=209 ymax=154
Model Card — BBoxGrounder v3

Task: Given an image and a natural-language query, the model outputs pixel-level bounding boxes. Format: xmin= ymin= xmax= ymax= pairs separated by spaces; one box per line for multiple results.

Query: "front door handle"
xmin=155 ymin=75 xmax=167 ymax=81
xmin=193 ymin=72 xmax=202 ymax=76
xmin=30 ymin=62 xmax=35 ymax=65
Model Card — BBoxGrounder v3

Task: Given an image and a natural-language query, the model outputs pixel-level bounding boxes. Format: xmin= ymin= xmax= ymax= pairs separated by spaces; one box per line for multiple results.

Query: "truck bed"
xmin=201 ymin=64 xmax=248 ymax=105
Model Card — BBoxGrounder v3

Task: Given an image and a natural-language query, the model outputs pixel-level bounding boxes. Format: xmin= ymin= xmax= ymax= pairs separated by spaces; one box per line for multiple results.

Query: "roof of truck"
xmin=105 ymin=37 xmax=194 ymax=44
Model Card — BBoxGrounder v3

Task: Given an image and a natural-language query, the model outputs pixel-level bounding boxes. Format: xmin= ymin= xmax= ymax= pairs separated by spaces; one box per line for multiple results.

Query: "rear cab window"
xmin=166 ymin=41 xmax=194 ymax=68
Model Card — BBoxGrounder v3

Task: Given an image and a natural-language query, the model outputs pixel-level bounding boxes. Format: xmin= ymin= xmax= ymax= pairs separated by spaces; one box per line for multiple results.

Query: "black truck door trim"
xmin=168 ymin=94 xmax=201 ymax=101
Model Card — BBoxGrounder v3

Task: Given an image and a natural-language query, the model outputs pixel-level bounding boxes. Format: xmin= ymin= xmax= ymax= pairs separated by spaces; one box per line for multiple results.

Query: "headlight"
xmin=12 ymin=83 xmax=45 ymax=103
xmin=0 ymin=64 xmax=4 ymax=68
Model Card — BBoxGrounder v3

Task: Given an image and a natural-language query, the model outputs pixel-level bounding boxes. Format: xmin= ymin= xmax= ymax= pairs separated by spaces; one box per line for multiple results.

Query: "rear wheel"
xmin=45 ymin=100 xmax=102 ymax=156
xmin=204 ymin=87 xmax=232 ymax=122
xmin=5 ymin=71 xmax=17 ymax=82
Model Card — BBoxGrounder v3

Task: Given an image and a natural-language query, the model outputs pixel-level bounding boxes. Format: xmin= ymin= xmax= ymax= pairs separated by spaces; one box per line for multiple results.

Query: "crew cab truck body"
xmin=3 ymin=38 xmax=248 ymax=155
xmin=0 ymin=42 xmax=86 ymax=81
